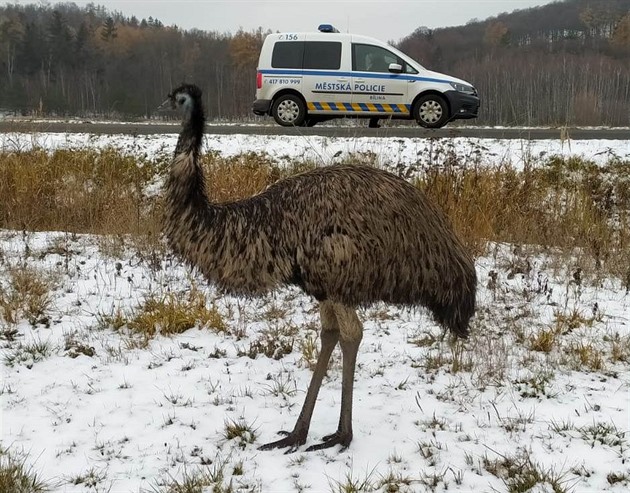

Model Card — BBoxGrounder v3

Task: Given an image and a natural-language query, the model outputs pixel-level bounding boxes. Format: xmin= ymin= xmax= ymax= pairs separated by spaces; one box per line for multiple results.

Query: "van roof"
xmin=266 ymin=31 xmax=389 ymax=47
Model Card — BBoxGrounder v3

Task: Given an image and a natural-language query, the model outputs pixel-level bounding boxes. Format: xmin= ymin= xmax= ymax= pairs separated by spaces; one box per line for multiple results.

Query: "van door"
xmin=300 ymin=37 xmax=351 ymax=115
xmin=350 ymin=43 xmax=410 ymax=117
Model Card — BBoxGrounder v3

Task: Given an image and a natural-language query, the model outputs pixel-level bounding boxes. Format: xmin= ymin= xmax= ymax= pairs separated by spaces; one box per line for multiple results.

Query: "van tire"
xmin=272 ymin=94 xmax=306 ymax=127
xmin=414 ymin=94 xmax=449 ymax=129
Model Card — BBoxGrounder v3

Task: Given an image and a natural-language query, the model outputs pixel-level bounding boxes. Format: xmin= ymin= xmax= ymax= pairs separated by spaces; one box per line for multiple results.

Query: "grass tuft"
xmin=565 ymin=341 xmax=605 ymax=371
xmin=528 ymin=327 xmax=559 ymax=353
xmin=328 ymin=465 xmax=377 ymax=493
xmin=239 ymin=323 xmax=297 ymax=360
xmin=66 ymin=467 xmax=107 ymax=488
xmin=0 ymin=264 xmax=56 ymax=326
xmin=3 ymin=338 xmax=53 ymax=368
xmin=376 ymin=469 xmax=414 ymax=492
xmin=482 ymin=448 xmax=572 ymax=493
xmin=126 ymin=286 xmax=227 ymax=337
xmin=223 ymin=417 xmax=257 ymax=449
xmin=150 ymin=457 xmax=238 ymax=493
xmin=578 ymin=421 xmax=626 ymax=449
xmin=0 ymin=447 xmax=52 ymax=493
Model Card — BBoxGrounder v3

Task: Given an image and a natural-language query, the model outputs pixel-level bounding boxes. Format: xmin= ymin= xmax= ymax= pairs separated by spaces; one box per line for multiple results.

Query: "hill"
xmin=397 ymin=0 xmax=630 ymax=125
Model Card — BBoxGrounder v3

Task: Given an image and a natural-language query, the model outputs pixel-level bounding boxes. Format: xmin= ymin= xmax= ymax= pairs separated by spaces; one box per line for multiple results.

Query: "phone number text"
xmin=266 ymin=78 xmax=300 ymax=85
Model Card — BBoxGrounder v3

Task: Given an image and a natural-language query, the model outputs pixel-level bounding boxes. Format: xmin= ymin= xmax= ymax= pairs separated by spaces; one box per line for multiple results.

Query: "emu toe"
xmin=305 ymin=431 xmax=352 ymax=452
xmin=258 ymin=430 xmax=307 ymax=453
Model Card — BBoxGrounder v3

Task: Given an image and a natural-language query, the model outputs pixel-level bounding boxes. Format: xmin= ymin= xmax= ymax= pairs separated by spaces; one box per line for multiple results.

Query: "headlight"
xmin=450 ymin=82 xmax=476 ymax=95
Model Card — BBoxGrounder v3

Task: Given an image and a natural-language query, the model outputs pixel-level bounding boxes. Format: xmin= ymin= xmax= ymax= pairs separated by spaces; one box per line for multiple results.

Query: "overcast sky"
xmin=12 ymin=1 xmax=558 ymax=42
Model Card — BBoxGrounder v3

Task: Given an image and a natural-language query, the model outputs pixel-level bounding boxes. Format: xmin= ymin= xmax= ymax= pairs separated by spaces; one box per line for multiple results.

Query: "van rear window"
xmin=272 ymin=41 xmax=341 ymax=70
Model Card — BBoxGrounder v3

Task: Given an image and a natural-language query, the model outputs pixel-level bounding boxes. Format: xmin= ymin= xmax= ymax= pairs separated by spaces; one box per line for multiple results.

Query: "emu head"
xmin=160 ymin=83 xmax=203 ymax=121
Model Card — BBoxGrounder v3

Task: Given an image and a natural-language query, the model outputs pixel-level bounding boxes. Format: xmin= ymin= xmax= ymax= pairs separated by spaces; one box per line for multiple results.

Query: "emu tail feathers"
xmin=428 ymin=270 xmax=477 ymax=339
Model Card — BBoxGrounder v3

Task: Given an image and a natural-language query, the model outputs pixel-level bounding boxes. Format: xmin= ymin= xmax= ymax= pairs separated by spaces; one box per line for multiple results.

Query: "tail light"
xmin=256 ymin=71 xmax=262 ymax=89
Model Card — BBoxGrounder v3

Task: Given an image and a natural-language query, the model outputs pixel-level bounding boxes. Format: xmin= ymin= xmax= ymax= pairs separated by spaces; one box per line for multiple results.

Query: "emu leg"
xmin=259 ymin=302 xmax=339 ymax=452
xmin=306 ymin=305 xmax=363 ymax=452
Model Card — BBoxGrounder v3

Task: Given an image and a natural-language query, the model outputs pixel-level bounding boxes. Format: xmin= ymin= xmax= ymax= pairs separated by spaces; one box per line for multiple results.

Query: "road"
xmin=0 ymin=121 xmax=628 ymax=140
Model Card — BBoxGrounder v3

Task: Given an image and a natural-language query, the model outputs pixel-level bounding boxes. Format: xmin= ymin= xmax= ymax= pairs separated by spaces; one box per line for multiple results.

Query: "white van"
xmin=252 ymin=25 xmax=479 ymax=128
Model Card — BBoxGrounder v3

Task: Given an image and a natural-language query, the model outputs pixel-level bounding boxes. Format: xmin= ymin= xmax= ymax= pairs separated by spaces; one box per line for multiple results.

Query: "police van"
xmin=252 ymin=24 xmax=479 ymax=128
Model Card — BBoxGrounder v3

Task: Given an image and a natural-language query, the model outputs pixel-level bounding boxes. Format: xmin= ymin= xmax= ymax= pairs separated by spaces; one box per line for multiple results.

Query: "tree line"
xmin=0 ymin=2 xmax=267 ymax=119
xmin=0 ymin=0 xmax=629 ymax=126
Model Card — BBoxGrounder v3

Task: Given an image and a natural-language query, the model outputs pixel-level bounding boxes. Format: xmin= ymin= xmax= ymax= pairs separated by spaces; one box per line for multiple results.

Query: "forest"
xmin=0 ymin=0 xmax=629 ymax=125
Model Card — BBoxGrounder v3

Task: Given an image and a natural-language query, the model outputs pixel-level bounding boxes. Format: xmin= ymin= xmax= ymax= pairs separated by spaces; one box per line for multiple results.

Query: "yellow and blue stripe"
xmin=307 ymin=102 xmax=410 ymax=113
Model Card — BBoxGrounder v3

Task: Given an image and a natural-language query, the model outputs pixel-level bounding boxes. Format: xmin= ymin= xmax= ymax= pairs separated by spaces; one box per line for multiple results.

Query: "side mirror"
xmin=388 ymin=63 xmax=403 ymax=73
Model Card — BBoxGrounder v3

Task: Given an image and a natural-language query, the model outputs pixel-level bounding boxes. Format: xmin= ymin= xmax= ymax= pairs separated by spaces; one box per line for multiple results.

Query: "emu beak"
xmin=157 ymin=97 xmax=173 ymax=111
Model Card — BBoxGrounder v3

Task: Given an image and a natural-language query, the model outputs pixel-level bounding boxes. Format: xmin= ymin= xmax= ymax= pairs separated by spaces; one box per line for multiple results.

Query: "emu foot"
xmin=258 ymin=430 xmax=306 ymax=453
xmin=305 ymin=431 xmax=352 ymax=452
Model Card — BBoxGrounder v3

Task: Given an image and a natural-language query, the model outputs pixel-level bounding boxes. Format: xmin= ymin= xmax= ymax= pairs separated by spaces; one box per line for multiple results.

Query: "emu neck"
xmin=168 ymin=103 xmax=208 ymax=206
xmin=175 ymin=105 xmax=205 ymax=158
xmin=165 ymin=102 xmax=214 ymax=254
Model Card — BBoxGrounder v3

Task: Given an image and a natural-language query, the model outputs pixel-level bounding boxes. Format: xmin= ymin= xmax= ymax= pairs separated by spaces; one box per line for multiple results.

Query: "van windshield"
xmin=389 ymin=44 xmax=426 ymax=71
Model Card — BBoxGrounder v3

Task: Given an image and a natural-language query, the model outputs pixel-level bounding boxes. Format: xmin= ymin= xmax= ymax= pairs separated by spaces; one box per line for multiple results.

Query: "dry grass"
xmin=0 ymin=446 xmax=53 ymax=492
xmin=223 ymin=417 xmax=257 ymax=447
xmin=238 ymin=322 xmax=297 ymax=360
xmin=0 ymin=264 xmax=57 ymax=326
xmin=1 ymin=147 xmax=628 ymax=284
xmin=482 ymin=448 xmax=572 ymax=493
xmin=123 ymin=286 xmax=227 ymax=338
xmin=204 ymin=151 xmax=282 ymax=202
xmin=150 ymin=456 xmax=238 ymax=493
xmin=419 ymin=157 xmax=630 ymax=276
xmin=0 ymin=148 xmax=160 ymax=235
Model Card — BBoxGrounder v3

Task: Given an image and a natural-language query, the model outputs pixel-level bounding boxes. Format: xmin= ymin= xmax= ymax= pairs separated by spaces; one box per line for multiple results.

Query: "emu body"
xmin=161 ymin=84 xmax=477 ymax=451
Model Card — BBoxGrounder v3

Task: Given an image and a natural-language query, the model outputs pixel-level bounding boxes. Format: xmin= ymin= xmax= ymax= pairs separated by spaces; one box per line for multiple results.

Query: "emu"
xmin=160 ymin=83 xmax=477 ymax=452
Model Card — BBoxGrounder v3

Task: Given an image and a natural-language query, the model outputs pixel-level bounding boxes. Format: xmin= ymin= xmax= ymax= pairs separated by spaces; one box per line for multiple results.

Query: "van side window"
xmin=352 ymin=43 xmax=417 ymax=74
xmin=303 ymin=42 xmax=341 ymax=70
xmin=272 ymin=42 xmax=304 ymax=69
xmin=271 ymin=41 xmax=341 ymax=70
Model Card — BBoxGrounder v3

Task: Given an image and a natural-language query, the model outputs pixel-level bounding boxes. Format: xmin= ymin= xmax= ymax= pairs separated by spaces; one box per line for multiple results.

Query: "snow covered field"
xmin=2 ymin=128 xmax=629 ymax=170
xmin=1 ymin=130 xmax=629 ymax=492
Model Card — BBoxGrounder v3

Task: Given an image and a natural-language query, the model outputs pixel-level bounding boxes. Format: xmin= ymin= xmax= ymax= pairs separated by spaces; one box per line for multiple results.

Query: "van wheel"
xmin=272 ymin=95 xmax=306 ymax=127
xmin=414 ymin=94 xmax=449 ymax=128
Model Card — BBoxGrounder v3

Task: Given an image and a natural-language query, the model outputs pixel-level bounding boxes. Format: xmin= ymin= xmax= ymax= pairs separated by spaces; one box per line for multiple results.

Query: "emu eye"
xmin=178 ymin=97 xmax=186 ymax=105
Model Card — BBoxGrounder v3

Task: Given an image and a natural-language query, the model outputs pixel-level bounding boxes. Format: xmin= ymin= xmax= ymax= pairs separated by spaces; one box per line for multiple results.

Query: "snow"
xmin=1 ymin=130 xmax=629 ymax=492
xmin=1 ymin=130 xmax=629 ymax=171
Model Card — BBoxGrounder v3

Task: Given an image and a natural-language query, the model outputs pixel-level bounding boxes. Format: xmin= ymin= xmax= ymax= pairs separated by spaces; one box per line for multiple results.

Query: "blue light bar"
xmin=318 ymin=24 xmax=340 ymax=33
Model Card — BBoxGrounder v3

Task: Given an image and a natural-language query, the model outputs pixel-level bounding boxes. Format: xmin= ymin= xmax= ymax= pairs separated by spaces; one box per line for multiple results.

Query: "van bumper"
xmin=444 ymin=91 xmax=480 ymax=120
xmin=252 ymin=99 xmax=272 ymax=116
